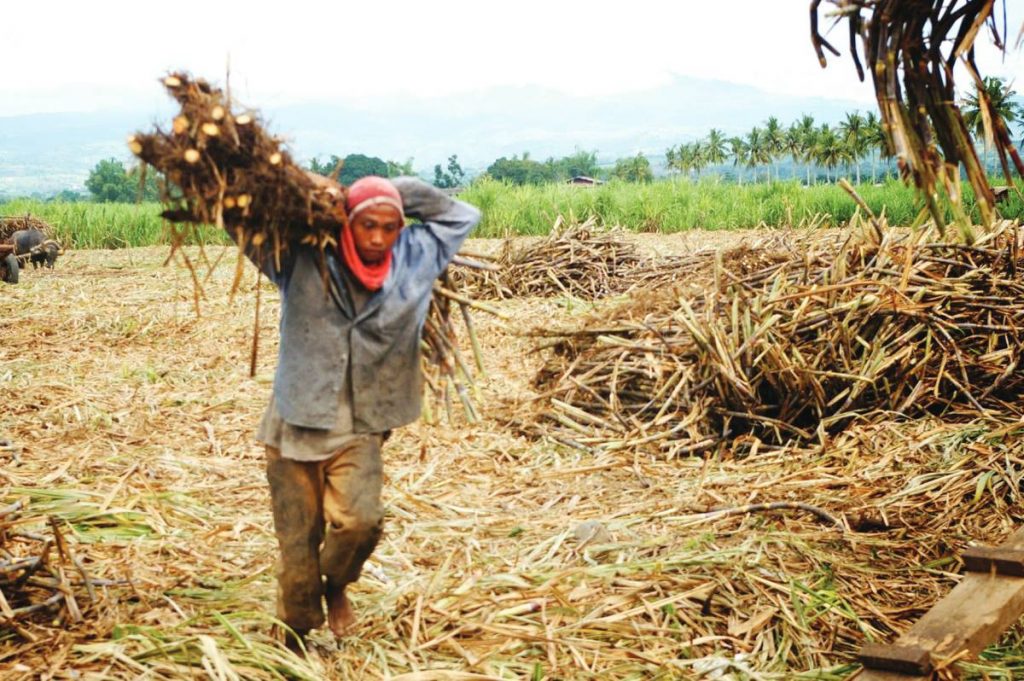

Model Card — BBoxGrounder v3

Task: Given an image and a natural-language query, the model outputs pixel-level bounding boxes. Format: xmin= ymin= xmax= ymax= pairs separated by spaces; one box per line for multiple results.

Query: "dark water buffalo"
xmin=9 ymin=228 xmax=44 ymax=254
xmin=1 ymin=252 xmax=18 ymax=284
xmin=30 ymin=240 xmax=61 ymax=269
xmin=9 ymin=228 xmax=62 ymax=269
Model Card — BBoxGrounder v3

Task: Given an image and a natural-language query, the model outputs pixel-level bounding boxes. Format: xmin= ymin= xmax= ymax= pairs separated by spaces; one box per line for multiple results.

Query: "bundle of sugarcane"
xmin=812 ymin=0 xmax=1024 ymax=238
xmin=0 ymin=499 xmax=112 ymax=636
xmin=0 ymin=216 xmax=52 ymax=242
xmin=130 ymin=72 xmax=493 ymax=419
xmin=530 ymin=222 xmax=1024 ymax=457
xmin=500 ymin=217 xmax=644 ymax=298
xmin=421 ymin=274 xmax=478 ymax=424
xmin=129 ymin=72 xmax=342 ymax=276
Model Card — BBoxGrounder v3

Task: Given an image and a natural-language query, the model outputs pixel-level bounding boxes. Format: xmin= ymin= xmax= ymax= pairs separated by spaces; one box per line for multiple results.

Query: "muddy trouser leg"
xmin=265 ymin=445 xmax=326 ymax=632
xmin=320 ymin=434 xmax=384 ymax=592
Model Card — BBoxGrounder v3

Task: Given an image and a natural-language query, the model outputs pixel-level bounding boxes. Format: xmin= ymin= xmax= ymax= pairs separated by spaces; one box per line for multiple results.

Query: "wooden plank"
xmin=857 ymin=642 xmax=932 ymax=675
xmin=962 ymin=546 xmax=1024 ymax=577
xmin=858 ymin=671 xmax=926 ymax=681
xmin=859 ymin=527 xmax=1024 ymax=681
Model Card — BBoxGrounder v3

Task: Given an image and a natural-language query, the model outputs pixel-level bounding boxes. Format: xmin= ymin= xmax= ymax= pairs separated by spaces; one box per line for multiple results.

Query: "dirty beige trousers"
xmin=265 ymin=434 xmax=384 ymax=632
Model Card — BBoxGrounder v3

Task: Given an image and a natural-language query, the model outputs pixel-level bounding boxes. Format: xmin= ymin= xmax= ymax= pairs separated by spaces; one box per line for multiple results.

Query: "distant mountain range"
xmin=0 ymin=75 xmax=873 ymax=197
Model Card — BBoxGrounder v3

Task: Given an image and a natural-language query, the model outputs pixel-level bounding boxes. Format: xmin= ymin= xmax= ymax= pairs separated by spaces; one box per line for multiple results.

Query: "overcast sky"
xmin=3 ymin=0 xmax=1023 ymax=116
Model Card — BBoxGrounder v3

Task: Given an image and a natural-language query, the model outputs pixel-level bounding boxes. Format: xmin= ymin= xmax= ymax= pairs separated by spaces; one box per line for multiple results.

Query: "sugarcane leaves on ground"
xmin=8 ymin=239 xmax=1024 ymax=677
xmin=0 ymin=495 xmax=122 ymax=638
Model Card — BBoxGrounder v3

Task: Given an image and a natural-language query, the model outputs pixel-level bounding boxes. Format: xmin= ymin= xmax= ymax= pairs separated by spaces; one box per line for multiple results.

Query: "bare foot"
xmin=326 ymin=586 xmax=356 ymax=637
xmin=274 ymin=625 xmax=309 ymax=655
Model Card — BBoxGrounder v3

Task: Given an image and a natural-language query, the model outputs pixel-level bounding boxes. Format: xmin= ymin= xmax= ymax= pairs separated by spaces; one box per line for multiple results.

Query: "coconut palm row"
xmin=667 ymin=78 xmax=1023 ymax=186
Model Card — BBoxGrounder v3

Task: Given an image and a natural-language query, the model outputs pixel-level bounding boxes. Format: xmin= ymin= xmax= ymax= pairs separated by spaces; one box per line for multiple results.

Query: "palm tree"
xmin=669 ymin=144 xmax=686 ymax=176
xmin=729 ymin=137 xmax=749 ymax=184
xmin=665 ymin=146 xmax=678 ymax=175
xmin=838 ymin=111 xmax=867 ymax=184
xmin=784 ymin=123 xmax=804 ymax=181
xmin=675 ymin=142 xmax=695 ymax=179
xmin=795 ymin=114 xmax=817 ymax=184
xmin=962 ymin=76 xmax=1024 ymax=172
xmin=704 ymin=129 xmax=729 ymax=170
xmin=669 ymin=142 xmax=706 ymax=180
xmin=763 ymin=116 xmax=785 ymax=182
xmin=814 ymin=124 xmax=844 ymax=182
xmin=840 ymin=138 xmax=858 ymax=181
xmin=692 ymin=141 xmax=709 ymax=179
xmin=746 ymin=127 xmax=768 ymax=183
xmin=862 ymin=111 xmax=887 ymax=183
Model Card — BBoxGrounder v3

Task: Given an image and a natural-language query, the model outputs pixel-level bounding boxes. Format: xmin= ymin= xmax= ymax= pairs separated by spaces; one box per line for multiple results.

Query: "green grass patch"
xmin=461 ymin=176 xmax=1024 ymax=237
xmin=0 ymin=199 xmax=226 ymax=249
xmin=5 ymin=178 xmax=1022 ymax=248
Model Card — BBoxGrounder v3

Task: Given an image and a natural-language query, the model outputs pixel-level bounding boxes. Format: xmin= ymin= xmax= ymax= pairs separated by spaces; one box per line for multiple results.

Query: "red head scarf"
xmin=341 ymin=176 xmax=405 ymax=291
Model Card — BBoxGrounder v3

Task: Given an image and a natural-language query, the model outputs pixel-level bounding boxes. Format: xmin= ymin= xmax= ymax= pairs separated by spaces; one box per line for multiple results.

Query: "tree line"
xmin=483 ymin=150 xmax=654 ymax=184
xmin=667 ymin=76 xmax=1023 ymax=185
xmin=666 ymin=113 xmax=886 ymax=185
xmin=307 ymin=153 xmax=468 ymax=188
xmin=74 ymin=153 xmax=445 ymax=204
xmin=74 ymin=76 xmax=1022 ymax=202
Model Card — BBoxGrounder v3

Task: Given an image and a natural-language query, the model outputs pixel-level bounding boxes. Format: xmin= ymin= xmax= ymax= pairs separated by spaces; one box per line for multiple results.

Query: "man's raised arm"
xmin=390 ymin=177 xmax=481 ymax=275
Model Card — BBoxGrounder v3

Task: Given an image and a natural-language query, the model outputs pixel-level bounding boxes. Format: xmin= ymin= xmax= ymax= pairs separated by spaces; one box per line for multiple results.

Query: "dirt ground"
xmin=1 ymin=234 xmax=1022 ymax=680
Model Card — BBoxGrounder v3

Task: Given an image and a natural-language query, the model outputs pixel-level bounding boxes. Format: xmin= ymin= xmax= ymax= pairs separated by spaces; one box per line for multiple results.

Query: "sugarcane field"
xmin=6 ymin=1 xmax=1024 ymax=680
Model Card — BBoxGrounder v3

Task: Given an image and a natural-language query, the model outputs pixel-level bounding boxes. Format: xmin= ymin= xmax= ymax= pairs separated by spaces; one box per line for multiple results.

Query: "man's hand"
xmin=390 ymin=176 xmax=453 ymax=221
xmin=305 ymin=170 xmax=344 ymax=201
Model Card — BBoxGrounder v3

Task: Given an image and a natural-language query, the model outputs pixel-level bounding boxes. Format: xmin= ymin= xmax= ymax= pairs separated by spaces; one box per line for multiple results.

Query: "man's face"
xmin=350 ymin=205 xmax=402 ymax=264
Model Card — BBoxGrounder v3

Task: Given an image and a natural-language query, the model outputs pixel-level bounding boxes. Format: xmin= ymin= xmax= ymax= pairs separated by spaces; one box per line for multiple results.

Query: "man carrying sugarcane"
xmin=243 ymin=175 xmax=480 ymax=651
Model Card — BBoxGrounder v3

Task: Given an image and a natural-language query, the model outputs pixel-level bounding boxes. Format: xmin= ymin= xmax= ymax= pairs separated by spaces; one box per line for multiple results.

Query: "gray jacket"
xmin=241 ymin=177 xmax=480 ymax=432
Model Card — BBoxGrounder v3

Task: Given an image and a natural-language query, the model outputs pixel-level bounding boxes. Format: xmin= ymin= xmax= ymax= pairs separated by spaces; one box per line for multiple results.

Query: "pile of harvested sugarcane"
xmin=130 ymin=72 xmax=493 ymax=421
xmin=448 ymin=222 xmax=611 ymax=300
xmin=447 ymin=251 xmax=511 ymax=299
xmin=0 ymin=215 xmax=52 ymax=242
xmin=455 ymin=217 xmax=798 ymax=301
xmin=0 ymin=498 xmax=111 ymax=637
xmin=497 ymin=217 xmax=644 ymax=299
xmin=617 ymin=232 xmax=802 ymax=293
xmin=530 ymin=222 xmax=1024 ymax=457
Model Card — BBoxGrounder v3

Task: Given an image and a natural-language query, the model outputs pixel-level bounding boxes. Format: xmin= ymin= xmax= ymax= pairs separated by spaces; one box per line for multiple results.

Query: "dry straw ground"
xmin=2 ymin=233 xmax=1024 ymax=680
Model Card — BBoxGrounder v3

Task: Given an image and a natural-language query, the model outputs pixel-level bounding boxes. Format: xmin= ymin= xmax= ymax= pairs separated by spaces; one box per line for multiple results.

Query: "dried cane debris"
xmin=500 ymin=217 xmax=644 ymax=299
xmin=6 ymin=242 xmax=1024 ymax=677
xmin=0 ymin=498 xmax=119 ymax=638
xmin=455 ymin=217 xmax=813 ymax=302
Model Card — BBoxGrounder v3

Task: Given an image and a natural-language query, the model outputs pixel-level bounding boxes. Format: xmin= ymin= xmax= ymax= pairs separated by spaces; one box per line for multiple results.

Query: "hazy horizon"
xmin=0 ymin=73 xmax=895 ymax=197
xmin=2 ymin=1 xmax=1022 ymax=196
